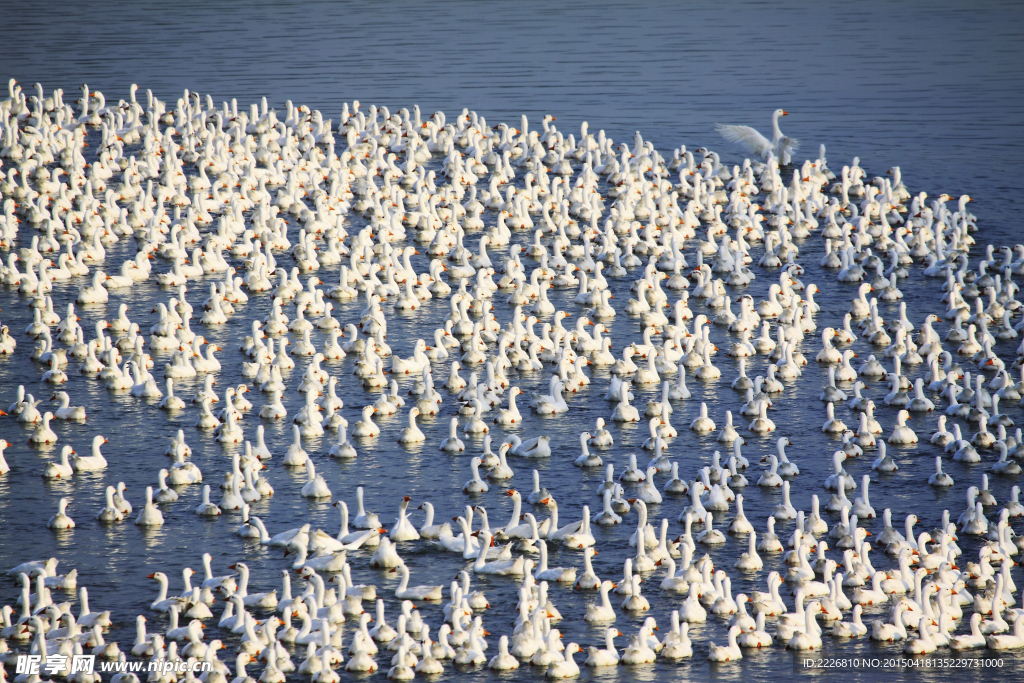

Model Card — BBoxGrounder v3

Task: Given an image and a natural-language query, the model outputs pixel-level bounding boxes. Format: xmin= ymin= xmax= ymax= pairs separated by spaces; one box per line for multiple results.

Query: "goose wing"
xmin=714 ymin=124 xmax=772 ymax=158
xmin=777 ymin=136 xmax=801 ymax=165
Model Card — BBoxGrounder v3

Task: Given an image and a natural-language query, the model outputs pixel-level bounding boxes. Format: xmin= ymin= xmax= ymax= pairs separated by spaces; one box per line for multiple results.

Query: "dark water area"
xmin=0 ymin=2 xmax=1023 ymax=681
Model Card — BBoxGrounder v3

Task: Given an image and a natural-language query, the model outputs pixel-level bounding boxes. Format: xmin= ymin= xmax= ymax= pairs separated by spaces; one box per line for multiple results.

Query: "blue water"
xmin=1 ymin=1 xmax=1023 ymax=681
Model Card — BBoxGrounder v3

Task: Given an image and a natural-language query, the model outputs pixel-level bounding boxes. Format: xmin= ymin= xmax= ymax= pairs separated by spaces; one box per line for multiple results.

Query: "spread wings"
xmin=715 ymin=123 xmax=801 ymax=164
xmin=714 ymin=123 xmax=772 ymax=158
xmin=777 ymin=136 xmax=800 ymax=165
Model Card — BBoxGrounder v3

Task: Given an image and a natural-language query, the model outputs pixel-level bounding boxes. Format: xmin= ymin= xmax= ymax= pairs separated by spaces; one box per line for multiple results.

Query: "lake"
xmin=1 ymin=1 xmax=1022 ymax=681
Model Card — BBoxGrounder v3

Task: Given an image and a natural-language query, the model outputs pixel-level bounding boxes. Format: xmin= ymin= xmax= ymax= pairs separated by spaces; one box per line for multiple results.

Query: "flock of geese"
xmin=0 ymin=80 xmax=1022 ymax=683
